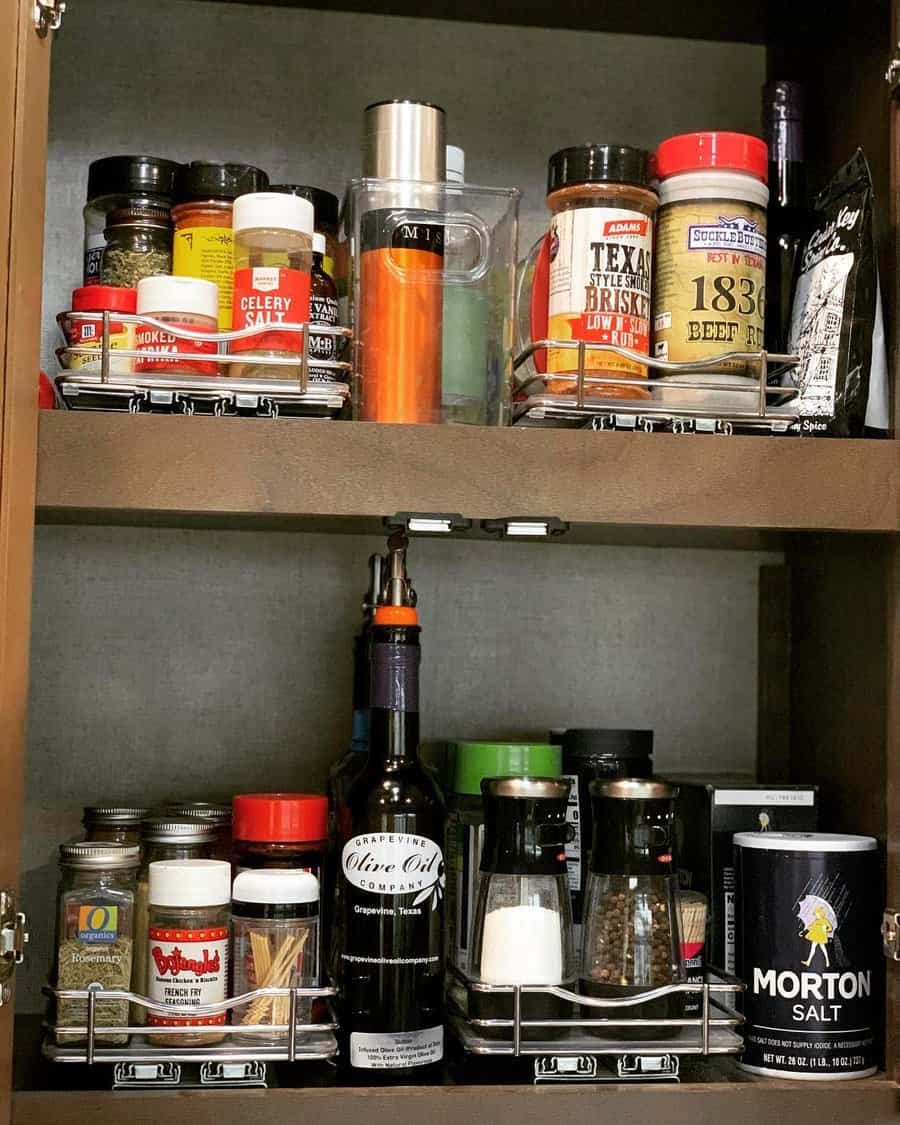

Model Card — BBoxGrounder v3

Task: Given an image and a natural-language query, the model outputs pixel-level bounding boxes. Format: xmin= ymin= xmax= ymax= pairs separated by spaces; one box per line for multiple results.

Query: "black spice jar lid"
xmin=270 ymin=185 xmax=340 ymax=232
xmin=547 ymin=144 xmax=654 ymax=194
xmin=562 ymin=728 xmax=653 ymax=760
xmin=176 ymin=161 xmax=269 ymax=203
xmin=87 ymin=155 xmax=182 ymax=202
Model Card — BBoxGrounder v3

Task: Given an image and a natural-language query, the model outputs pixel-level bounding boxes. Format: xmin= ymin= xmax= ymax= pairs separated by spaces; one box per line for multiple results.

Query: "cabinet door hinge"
xmin=34 ymin=0 xmax=65 ymax=37
xmin=882 ymin=909 xmax=900 ymax=960
xmin=0 ymin=890 xmax=28 ymax=998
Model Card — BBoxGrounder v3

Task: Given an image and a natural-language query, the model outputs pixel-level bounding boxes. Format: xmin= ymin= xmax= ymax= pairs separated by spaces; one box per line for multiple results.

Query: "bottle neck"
xmin=368 ymin=624 xmax=420 ymax=766
xmin=765 ymin=112 xmax=806 ymax=213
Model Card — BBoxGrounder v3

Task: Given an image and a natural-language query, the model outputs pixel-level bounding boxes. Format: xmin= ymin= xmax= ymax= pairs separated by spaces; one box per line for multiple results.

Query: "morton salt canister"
xmin=734 ymin=832 xmax=880 ymax=1080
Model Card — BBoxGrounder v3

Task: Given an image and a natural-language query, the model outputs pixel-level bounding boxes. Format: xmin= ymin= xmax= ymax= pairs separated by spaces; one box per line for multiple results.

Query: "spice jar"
xmin=172 ymin=161 xmax=269 ymax=331
xmin=163 ymin=801 xmax=233 ymax=862
xmin=146 ymin=859 xmax=231 ymax=1046
xmin=60 ymin=286 xmax=137 ymax=376
xmin=82 ymin=805 xmax=149 ymax=845
xmin=309 ymin=233 xmax=340 ymax=383
xmin=82 ymin=155 xmax=180 ymax=286
xmin=229 ymin=192 xmax=314 ymax=379
xmin=232 ymin=793 xmax=328 ymax=881
xmin=232 ymin=868 xmax=320 ymax=1043
xmin=270 ymin=184 xmax=339 ymax=282
xmin=545 ymin=145 xmax=656 ymax=398
xmin=54 ymin=842 xmax=139 ymax=1045
xmin=132 ymin=817 xmax=217 ymax=1023
xmin=469 ymin=777 xmax=575 ymax=1041
xmin=135 ymin=275 xmax=219 ymax=376
xmin=652 ymin=132 xmax=768 ymax=407
xmin=101 ymin=206 xmax=173 ymax=289
xmin=580 ymin=779 xmax=684 ymax=1039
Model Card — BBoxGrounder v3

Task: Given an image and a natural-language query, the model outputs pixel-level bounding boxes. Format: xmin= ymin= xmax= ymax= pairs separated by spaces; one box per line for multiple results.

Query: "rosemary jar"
xmin=101 ymin=206 xmax=173 ymax=289
xmin=54 ymin=842 xmax=139 ymax=1046
xmin=82 ymin=805 xmax=149 ymax=845
xmin=146 ymin=859 xmax=231 ymax=1047
xmin=131 ymin=817 xmax=217 ymax=1024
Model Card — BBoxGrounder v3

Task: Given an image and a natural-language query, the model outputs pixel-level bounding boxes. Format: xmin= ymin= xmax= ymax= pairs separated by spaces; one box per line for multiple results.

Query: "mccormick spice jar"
xmin=135 ymin=275 xmax=219 ymax=376
xmin=652 ymin=132 xmax=768 ymax=401
xmin=82 ymin=805 xmax=149 ymax=845
xmin=172 ymin=161 xmax=269 ymax=331
xmin=146 ymin=859 xmax=231 ymax=1046
xmin=61 ymin=286 xmax=137 ymax=376
xmin=735 ymin=832 xmax=880 ymax=1080
xmin=545 ymin=144 xmax=657 ymax=398
xmin=232 ymin=793 xmax=328 ymax=882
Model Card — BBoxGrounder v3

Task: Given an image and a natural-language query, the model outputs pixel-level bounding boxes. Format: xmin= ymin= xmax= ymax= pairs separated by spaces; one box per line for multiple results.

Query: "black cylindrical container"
xmin=559 ymin=729 xmax=653 ymax=925
xmin=735 ymin=831 xmax=881 ymax=1079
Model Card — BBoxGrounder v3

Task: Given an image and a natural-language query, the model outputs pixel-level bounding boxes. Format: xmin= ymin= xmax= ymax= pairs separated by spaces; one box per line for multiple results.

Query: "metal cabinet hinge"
xmin=34 ymin=0 xmax=65 ymax=37
xmin=0 ymin=890 xmax=28 ymax=993
xmin=886 ymin=48 xmax=900 ymax=91
xmin=882 ymin=909 xmax=900 ymax=960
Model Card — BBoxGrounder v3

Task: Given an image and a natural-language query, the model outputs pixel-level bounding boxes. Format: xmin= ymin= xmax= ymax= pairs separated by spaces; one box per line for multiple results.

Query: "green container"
xmin=445 ymin=741 xmax=561 ymax=972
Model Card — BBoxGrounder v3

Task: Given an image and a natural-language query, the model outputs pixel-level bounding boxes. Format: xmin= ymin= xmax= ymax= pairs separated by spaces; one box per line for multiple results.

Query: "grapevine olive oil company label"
xmin=341 ymin=832 xmax=445 ymax=1069
xmin=147 ymin=925 xmax=229 ymax=1026
xmin=173 ymin=226 xmax=235 ymax=331
xmin=548 ymin=207 xmax=652 ymax=382
xmin=735 ymin=834 xmax=879 ymax=1079
xmin=653 ymin=200 xmax=766 ymax=365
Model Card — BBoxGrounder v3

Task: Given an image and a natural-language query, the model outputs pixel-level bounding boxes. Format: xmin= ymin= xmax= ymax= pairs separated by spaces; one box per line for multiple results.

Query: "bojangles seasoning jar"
xmin=546 ymin=144 xmax=657 ymax=398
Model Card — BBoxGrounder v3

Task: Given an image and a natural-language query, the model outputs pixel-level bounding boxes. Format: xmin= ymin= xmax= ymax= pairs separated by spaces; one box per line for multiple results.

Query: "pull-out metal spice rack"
xmin=448 ymin=964 xmax=744 ymax=1060
xmin=43 ymin=982 xmax=338 ymax=1087
xmin=513 ymin=341 xmax=800 ymax=434
xmin=55 ymin=312 xmax=352 ymax=418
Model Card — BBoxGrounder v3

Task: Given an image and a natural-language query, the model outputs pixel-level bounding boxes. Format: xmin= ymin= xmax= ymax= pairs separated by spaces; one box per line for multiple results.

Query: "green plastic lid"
xmin=451 ymin=742 xmax=562 ymax=795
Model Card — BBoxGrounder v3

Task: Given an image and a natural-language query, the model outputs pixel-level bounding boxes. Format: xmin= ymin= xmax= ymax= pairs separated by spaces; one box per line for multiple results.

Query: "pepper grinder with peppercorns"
xmin=580 ymin=778 xmax=685 ymax=1040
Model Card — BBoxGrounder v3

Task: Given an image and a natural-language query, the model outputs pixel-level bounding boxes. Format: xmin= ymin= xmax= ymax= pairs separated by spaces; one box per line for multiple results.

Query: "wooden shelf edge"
xmin=35 ymin=413 xmax=899 ymax=536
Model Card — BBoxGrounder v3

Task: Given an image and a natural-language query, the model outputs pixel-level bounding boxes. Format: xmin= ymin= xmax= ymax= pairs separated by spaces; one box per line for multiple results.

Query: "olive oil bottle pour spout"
xmin=375 ymin=531 xmax=418 ymax=626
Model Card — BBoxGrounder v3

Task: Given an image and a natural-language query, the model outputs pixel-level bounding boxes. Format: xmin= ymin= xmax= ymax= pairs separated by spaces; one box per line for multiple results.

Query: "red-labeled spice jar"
xmin=135 ymin=275 xmax=219 ymax=376
xmin=61 ymin=285 xmax=138 ymax=376
xmin=232 ymin=793 xmax=329 ymax=880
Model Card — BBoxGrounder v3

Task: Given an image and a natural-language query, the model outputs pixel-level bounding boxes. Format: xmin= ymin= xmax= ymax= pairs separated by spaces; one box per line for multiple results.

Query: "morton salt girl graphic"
xmin=798 ymin=898 xmax=835 ymax=968
xmin=338 ymin=533 xmax=446 ymax=1077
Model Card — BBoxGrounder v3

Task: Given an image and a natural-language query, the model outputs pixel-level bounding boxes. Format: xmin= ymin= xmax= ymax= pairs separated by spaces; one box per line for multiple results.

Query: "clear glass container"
xmin=100 ymin=207 xmax=173 ymax=289
xmin=163 ymin=801 xmax=233 ymax=863
xmin=468 ymin=777 xmax=574 ymax=1040
xmin=82 ymin=805 xmax=149 ymax=845
xmin=580 ymin=778 xmax=685 ymax=1039
xmin=54 ymin=843 xmax=139 ymax=1045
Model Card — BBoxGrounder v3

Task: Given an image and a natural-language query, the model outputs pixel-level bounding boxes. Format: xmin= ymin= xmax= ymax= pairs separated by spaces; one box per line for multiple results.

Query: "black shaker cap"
xmin=547 ymin=144 xmax=654 ymax=194
xmin=480 ymin=776 xmax=572 ymax=876
xmin=87 ymin=155 xmax=182 ymax=202
xmin=269 ymin=185 xmax=339 ymax=232
xmin=561 ymin=728 xmax=654 ymax=760
xmin=176 ymin=161 xmax=269 ymax=202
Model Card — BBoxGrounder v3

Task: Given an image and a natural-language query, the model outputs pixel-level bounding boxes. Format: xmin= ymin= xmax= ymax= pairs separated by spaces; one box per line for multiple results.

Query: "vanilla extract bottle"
xmin=338 ymin=534 xmax=446 ymax=1079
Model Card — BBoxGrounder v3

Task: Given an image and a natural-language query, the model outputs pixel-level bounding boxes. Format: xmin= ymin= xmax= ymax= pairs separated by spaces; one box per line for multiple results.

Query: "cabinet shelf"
xmin=35 ymin=413 xmax=898 ymax=540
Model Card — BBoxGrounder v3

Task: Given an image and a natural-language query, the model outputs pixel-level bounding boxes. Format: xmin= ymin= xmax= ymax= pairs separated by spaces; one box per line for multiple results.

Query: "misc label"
xmin=147 ymin=925 xmax=228 ymax=1027
xmin=653 ymin=198 xmax=766 ymax=365
xmin=548 ymin=206 xmax=652 ymax=380
xmin=342 ymin=833 xmax=443 ymax=903
xmin=370 ymin=643 xmax=419 ymax=711
xmin=83 ymin=233 xmax=105 ymax=286
xmin=349 ymin=1026 xmax=443 ymax=1070
xmin=309 ymin=292 xmax=340 ymax=383
xmin=788 ymin=251 xmax=852 ymax=419
xmin=65 ymin=317 xmax=134 ymax=370
xmin=135 ymin=319 xmax=218 ymax=375
xmin=562 ymin=773 xmax=581 ymax=894
xmin=713 ymin=789 xmax=815 ymax=807
xmin=723 ymin=866 xmax=736 ymax=975
xmin=173 ymin=226 xmax=235 ymax=331
xmin=231 ymin=266 xmax=311 ymax=354
xmin=77 ymin=904 xmax=119 ymax=943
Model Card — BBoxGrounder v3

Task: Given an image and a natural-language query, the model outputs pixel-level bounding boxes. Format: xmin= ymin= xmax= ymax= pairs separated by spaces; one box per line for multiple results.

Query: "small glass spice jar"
xmin=172 ymin=161 xmax=269 ymax=330
xmin=146 ymin=859 xmax=231 ymax=1047
xmin=163 ymin=801 xmax=233 ymax=862
xmin=82 ymin=805 xmax=149 ymax=845
xmin=54 ymin=842 xmax=139 ymax=1045
xmin=544 ymin=144 xmax=657 ymax=398
xmin=101 ymin=206 xmax=173 ymax=289
xmin=231 ymin=868 xmax=320 ymax=1043
xmin=232 ymin=794 xmax=328 ymax=882
xmin=134 ymin=275 xmax=219 ymax=376
xmin=132 ymin=817 xmax=217 ymax=1023
xmin=60 ymin=285 xmax=137 ymax=376
xmin=270 ymin=184 xmax=339 ymax=281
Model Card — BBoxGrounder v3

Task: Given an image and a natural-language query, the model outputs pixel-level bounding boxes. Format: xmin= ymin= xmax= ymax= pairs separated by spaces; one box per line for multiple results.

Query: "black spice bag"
xmin=786 ymin=150 xmax=889 ymax=436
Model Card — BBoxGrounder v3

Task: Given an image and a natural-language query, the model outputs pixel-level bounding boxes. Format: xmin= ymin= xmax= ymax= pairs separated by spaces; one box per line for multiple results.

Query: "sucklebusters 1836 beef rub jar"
xmin=546 ymin=144 xmax=657 ymax=398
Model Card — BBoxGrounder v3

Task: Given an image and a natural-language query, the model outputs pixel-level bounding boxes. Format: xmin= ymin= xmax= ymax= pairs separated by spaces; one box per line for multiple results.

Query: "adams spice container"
xmin=735 ymin=832 xmax=880 ymax=1080
xmin=546 ymin=145 xmax=656 ymax=398
xmin=652 ymin=133 xmax=768 ymax=384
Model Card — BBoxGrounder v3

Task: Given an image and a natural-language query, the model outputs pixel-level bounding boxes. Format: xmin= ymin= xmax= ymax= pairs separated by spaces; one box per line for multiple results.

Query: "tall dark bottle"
xmin=762 ymin=80 xmax=810 ymax=355
xmin=338 ymin=534 xmax=445 ymax=1078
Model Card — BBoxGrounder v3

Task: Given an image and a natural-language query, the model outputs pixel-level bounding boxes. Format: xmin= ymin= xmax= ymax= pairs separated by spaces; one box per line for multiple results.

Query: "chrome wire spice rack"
xmin=513 ymin=340 xmax=801 ymax=434
xmin=55 ymin=311 xmax=352 ymax=418
xmin=447 ymin=963 xmax=745 ymax=1058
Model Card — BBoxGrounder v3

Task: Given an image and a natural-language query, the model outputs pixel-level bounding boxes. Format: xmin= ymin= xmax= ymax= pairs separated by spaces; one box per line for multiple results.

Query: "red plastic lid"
xmin=71 ymin=285 xmax=138 ymax=313
xmin=233 ymin=793 xmax=328 ymax=844
xmin=38 ymin=371 xmax=55 ymax=410
xmin=655 ymin=132 xmax=768 ymax=184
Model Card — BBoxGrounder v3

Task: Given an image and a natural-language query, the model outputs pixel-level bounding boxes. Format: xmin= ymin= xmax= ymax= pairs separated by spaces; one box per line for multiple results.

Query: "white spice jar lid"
xmin=312 ymin=232 xmax=326 ymax=255
xmin=232 ymin=868 xmax=319 ymax=905
xmin=149 ymin=859 xmax=231 ymax=906
xmin=137 ymin=275 xmax=218 ymax=320
xmin=233 ymin=191 xmax=314 ymax=236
